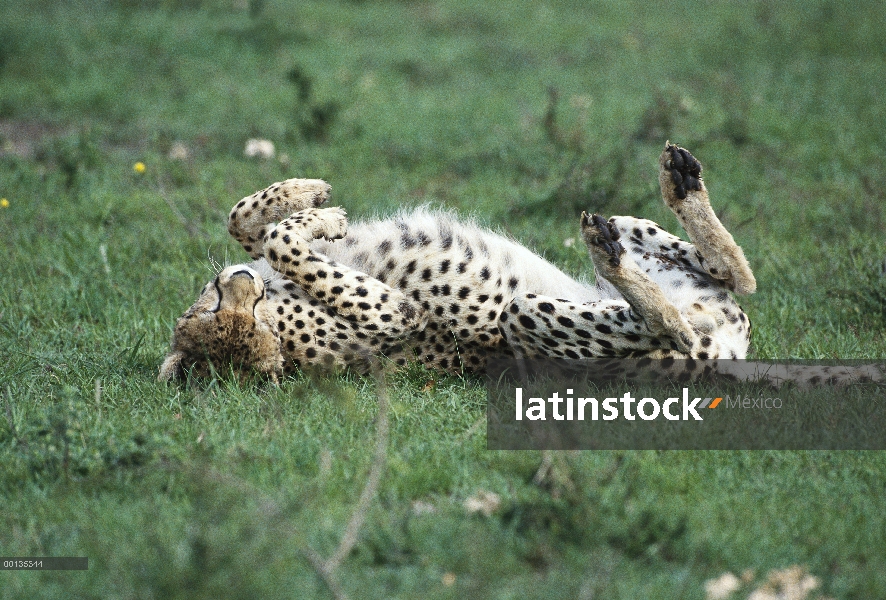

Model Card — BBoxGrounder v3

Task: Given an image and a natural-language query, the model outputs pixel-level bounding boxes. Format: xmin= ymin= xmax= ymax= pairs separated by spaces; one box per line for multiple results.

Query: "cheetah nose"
xmin=230 ymin=269 xmax=255 ymax=280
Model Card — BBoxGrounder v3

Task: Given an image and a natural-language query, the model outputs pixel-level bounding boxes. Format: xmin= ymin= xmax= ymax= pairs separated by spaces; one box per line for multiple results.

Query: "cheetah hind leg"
xmin=658 ymin=143 xmax=756 ymax=295
xmin=581 ymin=212 xmax=699 ymax=355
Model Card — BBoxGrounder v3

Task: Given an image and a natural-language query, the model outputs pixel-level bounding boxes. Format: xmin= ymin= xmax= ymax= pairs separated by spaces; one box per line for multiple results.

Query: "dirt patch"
xmin=0 ymin=119 xmax=69 ymax=158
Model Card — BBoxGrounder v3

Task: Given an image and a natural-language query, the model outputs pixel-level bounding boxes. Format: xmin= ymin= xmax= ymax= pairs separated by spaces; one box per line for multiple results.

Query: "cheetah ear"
xmin=158 ymin=351 xmax=185 ymax=381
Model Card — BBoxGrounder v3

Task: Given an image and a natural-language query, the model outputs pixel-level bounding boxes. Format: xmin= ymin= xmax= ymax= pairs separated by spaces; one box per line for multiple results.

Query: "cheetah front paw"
xmin=313 ymin=206 xmax=348 ymax=241
xmin=581 ymin=212 xmax=625 ymax=267
xmin=263 ymin=207 xmax=349 ymax=251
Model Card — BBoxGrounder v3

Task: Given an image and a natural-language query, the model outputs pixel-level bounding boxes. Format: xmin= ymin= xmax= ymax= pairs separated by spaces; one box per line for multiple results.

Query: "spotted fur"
xmin=160 ymin=144 xmax=879 ymax=388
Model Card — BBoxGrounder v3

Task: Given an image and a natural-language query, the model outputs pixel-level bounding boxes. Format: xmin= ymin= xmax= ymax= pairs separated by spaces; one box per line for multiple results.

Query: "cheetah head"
xmin=159 ymin=265 xmax=284 ymax=382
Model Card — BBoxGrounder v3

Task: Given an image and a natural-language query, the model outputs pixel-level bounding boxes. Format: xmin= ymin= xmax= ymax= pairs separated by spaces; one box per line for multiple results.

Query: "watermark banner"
xmin=485 ymin=359 xmax=885 ymax=450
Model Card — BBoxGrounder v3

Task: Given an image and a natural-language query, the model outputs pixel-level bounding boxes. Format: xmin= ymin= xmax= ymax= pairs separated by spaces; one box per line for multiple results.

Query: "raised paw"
xmin=264 ymin=207 xmax=348 ymax=250
xmin=664 ymin=144 xmax=702 ymax=200
xmin=581 ymin=212 xmax=624 ymax=267
xmin=300 ymin=206 xmax=348 ymax=241
xmin=228 ymin=178 xmax=333 ymax=259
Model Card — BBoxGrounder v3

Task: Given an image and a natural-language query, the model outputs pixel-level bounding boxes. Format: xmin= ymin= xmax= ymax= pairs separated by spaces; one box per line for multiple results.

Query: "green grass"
xmin=2 ymin=0 xmax=886 ymax=598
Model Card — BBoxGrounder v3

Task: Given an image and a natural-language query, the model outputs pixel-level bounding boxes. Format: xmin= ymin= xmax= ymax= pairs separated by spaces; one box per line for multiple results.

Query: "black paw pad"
xmin=582 ymin=212 xmax=624 ymax=266
xmin=666 ymin=145 xmax=703 ymax=199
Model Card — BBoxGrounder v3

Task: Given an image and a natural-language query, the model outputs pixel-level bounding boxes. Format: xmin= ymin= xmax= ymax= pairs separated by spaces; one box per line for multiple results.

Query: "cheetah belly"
xmin=312 ymin=211 xmax=601 ymax=303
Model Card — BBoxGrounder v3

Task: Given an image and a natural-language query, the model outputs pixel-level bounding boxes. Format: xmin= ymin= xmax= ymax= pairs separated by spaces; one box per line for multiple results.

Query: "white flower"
xmin=464 ymin=490 xmax=501 ymax=517
xmin=411 ymin=500 xmax=437 ymax=515
xmin=244 ymin=138 xmax=275 ymax=159
xmin=168 ymin=142 xmax=190 ymax=161
xmin=704 ymin=572 xmax=741 ymax=600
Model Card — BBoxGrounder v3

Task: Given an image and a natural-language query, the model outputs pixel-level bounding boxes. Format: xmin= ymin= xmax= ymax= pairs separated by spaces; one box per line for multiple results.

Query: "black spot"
xmin=480 ymin=267 xmax=491 ymax=280
xmin=518 ymin=315 xmax=537 ymax=329
xmin=458 ymin=287 xmax=470 ymax=300
xmin=596 ymin=324 xmax=612 ymax=334
xmin=538 ymin=302 xmax=555 ymax=314
xmin=440 ymin=259 xmax=451 ymax=274
xmin=556 ymin=316 xmax=574 ymax=328
xmin=422 ymin=268 xmax=432 ymax=281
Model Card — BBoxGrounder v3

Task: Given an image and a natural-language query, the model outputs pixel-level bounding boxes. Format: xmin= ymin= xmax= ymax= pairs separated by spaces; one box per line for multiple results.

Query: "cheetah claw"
xmin=665 ymin=144 xmax=702 ymax=200
xmin=581 ymin=212 xmax=624 ymax=267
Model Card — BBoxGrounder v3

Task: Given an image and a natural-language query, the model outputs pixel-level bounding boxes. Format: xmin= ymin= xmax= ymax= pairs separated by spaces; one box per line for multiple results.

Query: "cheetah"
xmin=159 ymin=144 xmax=880 ymax=387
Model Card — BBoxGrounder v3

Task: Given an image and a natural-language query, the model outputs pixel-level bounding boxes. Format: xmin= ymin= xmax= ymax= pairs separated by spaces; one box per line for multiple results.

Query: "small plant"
xmin=832 ymin=249 xmax=886 ymax=325
xmin=35 ymin=129 xmax=101 ymax=189
xmin=633 ymin=88 xmax=690 ymax=143
xmin=286 ymin=66 xmax=341 ymax=143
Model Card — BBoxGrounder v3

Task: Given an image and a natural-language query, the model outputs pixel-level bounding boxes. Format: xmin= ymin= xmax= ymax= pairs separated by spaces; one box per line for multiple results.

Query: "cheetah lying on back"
xmin=159 ymin=144 xmax=879 ymax=387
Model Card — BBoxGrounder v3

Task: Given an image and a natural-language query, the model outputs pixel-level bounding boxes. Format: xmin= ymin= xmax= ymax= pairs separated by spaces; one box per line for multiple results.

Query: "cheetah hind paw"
xmin=665 ymin=144 xmax=703 ymax=200
xmin=581 ymin=212 xmax=624 ymax=267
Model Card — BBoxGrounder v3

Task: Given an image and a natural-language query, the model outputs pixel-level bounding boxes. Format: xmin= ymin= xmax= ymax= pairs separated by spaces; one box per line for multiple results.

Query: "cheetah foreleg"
xmin=263 ymin=208 xmax=427 ymax=336
xmin=581 ymin=212 xmax=699 ymax=355
xmin=228 ymin=178 xmax=331 ymax=259
xmin=658 ymin=143 xmax=756 ymax=295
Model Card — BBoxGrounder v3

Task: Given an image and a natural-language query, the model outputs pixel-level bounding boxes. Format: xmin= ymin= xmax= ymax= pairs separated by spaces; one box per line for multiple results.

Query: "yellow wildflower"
xmin=133 ymin=162 xmax=146 ymax=174
xmin=0 ymin=198 xmax=8 ymax=208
